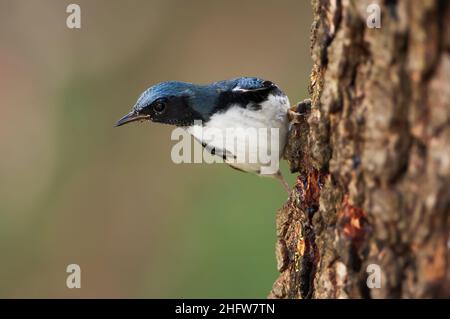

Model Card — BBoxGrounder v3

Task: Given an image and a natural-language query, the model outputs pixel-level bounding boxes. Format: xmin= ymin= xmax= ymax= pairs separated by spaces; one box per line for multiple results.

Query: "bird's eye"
xmin=153 ymin=101 xmax=166 ymax=114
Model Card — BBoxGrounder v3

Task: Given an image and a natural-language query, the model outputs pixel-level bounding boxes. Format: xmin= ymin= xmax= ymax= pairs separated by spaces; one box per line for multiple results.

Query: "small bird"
xmin=116 ymin=77 xmax=291 ymax=192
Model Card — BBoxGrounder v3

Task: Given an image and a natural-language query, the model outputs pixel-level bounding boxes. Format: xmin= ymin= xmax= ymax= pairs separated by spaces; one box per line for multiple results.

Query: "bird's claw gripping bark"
xmin=288 ymin=99 xmax=311 ymax=124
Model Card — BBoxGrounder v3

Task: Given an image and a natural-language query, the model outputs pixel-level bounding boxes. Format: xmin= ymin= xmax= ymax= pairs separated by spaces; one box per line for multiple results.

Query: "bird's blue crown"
xmin=133 ymin=77 xmax=275 ymax=116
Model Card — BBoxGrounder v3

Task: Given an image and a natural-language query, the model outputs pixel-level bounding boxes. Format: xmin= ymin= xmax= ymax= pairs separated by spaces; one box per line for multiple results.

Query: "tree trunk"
xmin=269 ymin=0 xmax=450 ymax=299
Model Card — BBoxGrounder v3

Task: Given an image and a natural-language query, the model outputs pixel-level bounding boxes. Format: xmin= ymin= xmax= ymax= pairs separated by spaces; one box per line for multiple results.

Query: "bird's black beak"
xmin=115 ymin=111 xmax=150 ymax=127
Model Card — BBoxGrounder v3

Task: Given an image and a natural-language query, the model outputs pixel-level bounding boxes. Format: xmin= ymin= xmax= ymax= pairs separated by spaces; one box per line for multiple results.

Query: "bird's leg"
xmin=288 ymin=109 xmax=302 ymax=124
xmin=288 ymin=98 xmax=311 ymax=124
xmin=275 ymin=171 xmax=290 ymax=194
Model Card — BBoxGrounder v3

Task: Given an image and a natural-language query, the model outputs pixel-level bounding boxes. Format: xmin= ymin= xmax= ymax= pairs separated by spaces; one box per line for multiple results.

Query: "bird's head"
xmin=116 ymin=81 xmax=212 ymax=127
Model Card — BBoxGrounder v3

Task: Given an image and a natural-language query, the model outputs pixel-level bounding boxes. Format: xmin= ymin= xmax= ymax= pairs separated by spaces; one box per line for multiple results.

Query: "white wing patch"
xmin=232 ymin=86 xmax=249 ymax=92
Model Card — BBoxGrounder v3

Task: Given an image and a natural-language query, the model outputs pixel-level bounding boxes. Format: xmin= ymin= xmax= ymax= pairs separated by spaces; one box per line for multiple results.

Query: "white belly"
xmin=187 ymin=93 xmax=290 ymax=175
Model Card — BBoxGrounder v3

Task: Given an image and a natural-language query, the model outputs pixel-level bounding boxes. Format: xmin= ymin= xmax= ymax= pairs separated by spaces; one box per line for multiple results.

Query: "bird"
xmin=116 ymin=77 xmax=291 ymax=193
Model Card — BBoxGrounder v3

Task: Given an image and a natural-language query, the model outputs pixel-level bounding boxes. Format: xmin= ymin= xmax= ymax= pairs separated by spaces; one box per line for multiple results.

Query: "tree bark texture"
xmin=270 ymin=0 xmax=450 ymax=299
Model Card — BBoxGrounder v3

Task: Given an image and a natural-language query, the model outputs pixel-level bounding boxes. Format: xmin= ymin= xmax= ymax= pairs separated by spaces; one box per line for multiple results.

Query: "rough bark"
xmin=270 ymin=0 xmax=450 ymax=299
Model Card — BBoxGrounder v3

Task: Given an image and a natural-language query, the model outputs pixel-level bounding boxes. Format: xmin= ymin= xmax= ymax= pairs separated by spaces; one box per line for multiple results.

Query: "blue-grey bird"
xmin=116 ymin=77 xmax=291 ymax=192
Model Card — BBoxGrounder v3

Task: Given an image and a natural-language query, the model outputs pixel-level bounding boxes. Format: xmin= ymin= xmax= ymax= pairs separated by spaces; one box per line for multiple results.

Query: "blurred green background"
xmin=0 ymin=0 xmax=311 ymax=298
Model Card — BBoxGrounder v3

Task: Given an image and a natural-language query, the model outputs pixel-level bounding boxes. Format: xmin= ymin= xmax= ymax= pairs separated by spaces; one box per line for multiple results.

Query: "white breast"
xmin=186 ymin=93 xmax=290 ymax=175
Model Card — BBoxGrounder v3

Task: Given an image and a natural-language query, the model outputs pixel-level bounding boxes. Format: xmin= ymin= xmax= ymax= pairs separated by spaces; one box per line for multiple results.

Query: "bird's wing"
xmin=231 ymin=78 xmax=276 ymax=93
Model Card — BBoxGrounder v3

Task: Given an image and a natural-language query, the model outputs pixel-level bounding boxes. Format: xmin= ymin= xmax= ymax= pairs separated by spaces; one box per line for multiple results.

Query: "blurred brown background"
xmin=0 ymin=0 xmax=311 ymax=298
